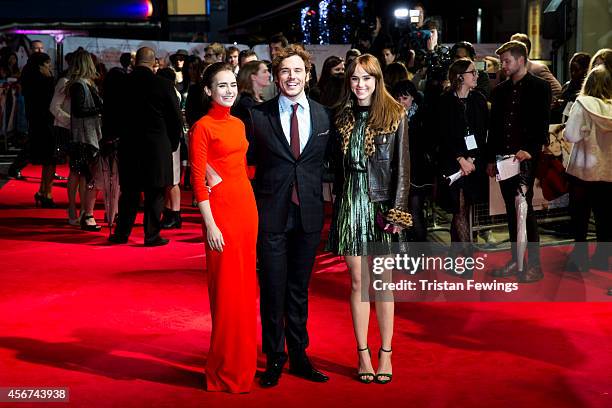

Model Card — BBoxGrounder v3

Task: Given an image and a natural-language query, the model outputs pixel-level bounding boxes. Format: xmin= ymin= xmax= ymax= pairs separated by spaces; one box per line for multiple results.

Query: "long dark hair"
xmin=27 ymin=51 xmax=51 ymax=68
xmin=317 ymin=55 xmax=343 ymax=89
xmin=237 ymin=60 xmax=263 ymax=97
xmin=22 ymin=52 xmax=51 ymax=78
xmin=2 ymin=52 xmax=19 ymax=76
xmin=383 ymin=62 xmax=408 ymax=90
xmin=201 ymin=62 xmax=234 ymax=115
xmin=21 ymin=52 xmax=52 ymax=92
xmin=319 ymin=74 xmax=344 ymax=107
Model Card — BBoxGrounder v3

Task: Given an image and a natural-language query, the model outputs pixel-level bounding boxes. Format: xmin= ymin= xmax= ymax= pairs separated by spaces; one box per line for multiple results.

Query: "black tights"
xmin=408 ymin=187 xmax=429 ymax=242
xmin=450 ymin=188 xmax=473 ymax=256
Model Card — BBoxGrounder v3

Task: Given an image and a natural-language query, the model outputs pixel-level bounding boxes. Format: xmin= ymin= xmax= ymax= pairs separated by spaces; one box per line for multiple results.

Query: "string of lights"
xmin=318 ymin=0 xmax=330 ymax=44
xmin=300 ymin=6 xmax=312 ymax=44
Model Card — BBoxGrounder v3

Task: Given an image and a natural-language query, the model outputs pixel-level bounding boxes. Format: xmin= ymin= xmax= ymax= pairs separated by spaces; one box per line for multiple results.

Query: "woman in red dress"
xmin=189 ymin=62 xmax=258 ymax=393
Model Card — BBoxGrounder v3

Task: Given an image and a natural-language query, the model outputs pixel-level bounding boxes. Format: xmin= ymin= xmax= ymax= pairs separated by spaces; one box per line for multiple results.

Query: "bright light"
xmin=394 ymin=8 xmax=409 ymax=19
xmin=145 ymin=1 xmax=153 ymax=17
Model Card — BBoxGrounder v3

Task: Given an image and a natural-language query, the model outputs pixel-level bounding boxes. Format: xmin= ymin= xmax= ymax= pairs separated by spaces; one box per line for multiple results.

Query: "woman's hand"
xmin=390 ymin=225 xmax=403 ymax=234
xmin=458 ymin=157 xmax=475 ymax=176
xmin=197 ymin=200 xmax=224 ymax=252
xmin=385 ymin=224 xmax=403 ymax=234
xmin=206 ymin=222 xmax=225 ymax=252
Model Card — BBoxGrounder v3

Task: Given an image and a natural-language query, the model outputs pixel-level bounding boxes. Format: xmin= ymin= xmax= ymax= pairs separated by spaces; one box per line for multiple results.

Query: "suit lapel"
xmin=267 ymin=98 xmax=294 ymax=159
xmin=300 ymin=99 xmax=321 ymax=158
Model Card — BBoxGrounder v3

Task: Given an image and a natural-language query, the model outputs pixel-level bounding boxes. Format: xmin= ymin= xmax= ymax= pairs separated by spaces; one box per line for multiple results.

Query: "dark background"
xmin=0 ymin=0 xmax=527 ymax=45
xmin=227 ymin=0 xmax=524 ymax=44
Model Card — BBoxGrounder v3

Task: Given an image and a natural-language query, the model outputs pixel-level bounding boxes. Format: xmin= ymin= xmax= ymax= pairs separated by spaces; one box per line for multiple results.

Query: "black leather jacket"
xmin=332 ymin=108 xmax=412 ymax=228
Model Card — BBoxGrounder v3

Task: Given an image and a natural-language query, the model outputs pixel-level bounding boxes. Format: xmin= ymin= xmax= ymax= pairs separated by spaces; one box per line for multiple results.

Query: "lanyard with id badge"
xmin=465 ymin=133 xmax=478 ymax=150
xmin=457 ymin=93 xmax=478 ymax=152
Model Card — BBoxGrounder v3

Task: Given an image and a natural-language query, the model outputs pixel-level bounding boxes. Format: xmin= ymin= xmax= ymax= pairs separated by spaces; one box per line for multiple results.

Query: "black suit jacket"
xmin=247 ymin=95 xmax=331 ymax=233
xmin=118 ymin=66 xmax=182 ymax=189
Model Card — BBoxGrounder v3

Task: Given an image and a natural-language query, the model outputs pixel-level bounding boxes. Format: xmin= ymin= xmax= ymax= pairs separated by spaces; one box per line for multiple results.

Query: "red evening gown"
xmin=190 ymin=102 xmax=258 ymax=393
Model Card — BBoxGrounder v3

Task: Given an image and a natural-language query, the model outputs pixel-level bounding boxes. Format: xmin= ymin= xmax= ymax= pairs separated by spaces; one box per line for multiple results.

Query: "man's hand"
xmin=487 ymin=163 xmax=497 ymax=178
xmin=514 ymin=150 xmax=532 ymax=162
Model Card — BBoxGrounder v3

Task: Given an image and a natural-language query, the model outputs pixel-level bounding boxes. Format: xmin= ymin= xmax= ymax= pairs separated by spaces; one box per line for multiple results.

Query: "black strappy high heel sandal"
xmin=357 ymin=346 xmax=375 ymax=384
xmin=34 ymin=192 xmax=56 ymax=208
xmin=375 ymin=347 xmax=393 ymax=384
xmin=80 ymin=214 xmax=102 ymax=232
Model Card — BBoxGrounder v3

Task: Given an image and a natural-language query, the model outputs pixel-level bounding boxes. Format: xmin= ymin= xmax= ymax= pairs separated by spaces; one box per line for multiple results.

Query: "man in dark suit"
xmin=247 ymin=45 xmax=331 ymax=387
xmin=109 ymin=47 xmax=182 ymax=246
xmin=487 ymin=41 xmax=552 ymax=283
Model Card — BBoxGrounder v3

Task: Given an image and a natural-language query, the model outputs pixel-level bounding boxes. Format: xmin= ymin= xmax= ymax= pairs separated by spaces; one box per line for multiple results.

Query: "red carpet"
xmin=0 ymin=165 xmax=610 ymax=408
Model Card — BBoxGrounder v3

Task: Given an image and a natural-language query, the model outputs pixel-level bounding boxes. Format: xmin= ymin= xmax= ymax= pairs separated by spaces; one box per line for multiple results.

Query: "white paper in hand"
xmin=447 ymin=170 xmax=463 ymax=185
xmin=447 ymin=157 xmax=475 ymax=185
xmin=496 ymin=156 xmax=520 ymax=181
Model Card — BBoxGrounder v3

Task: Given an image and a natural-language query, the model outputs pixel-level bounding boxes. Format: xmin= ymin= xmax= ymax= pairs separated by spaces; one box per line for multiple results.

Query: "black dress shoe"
xmin=260 ymin=354 xmax=288 ymax=388
xmin=144 ymin=237 xmax=170 ymax=247
xmin=289 ymin=355 xmax=329 ymax=383
xmin=491 ymin=260 xmax=518 ymax=277
xmin=161 ymin=209 xmax=182 ymax=229
xmin=108 ymin=234 xmax=128 ymax=244
xmin=518 ymin=265 xmax=544 ymax=283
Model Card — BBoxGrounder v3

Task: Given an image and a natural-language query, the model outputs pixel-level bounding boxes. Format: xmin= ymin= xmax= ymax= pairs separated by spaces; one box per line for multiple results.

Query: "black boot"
xmin=160 ymin=208 xmax=172 ymax=228
xmin=161 ymin=209 xmax=182 ymax=229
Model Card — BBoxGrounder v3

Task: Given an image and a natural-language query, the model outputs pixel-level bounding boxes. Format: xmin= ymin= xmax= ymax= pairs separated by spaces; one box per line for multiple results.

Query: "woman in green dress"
xmin=328 ymin=54 xmax=412 ymax=384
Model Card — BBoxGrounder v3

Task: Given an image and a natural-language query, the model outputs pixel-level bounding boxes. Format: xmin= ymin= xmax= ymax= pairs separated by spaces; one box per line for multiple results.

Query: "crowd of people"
xmin=1 ymin=32 xmax=611 ymax=393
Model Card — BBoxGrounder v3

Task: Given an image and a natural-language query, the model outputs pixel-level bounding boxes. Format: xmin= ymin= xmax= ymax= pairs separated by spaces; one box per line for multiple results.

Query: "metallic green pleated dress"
xmin=328 ymin=108 xmax=392 ymax=256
